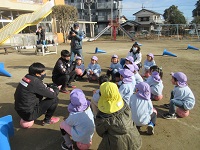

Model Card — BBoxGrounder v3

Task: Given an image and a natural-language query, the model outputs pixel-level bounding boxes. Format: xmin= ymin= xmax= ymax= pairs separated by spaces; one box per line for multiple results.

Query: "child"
xmin=127 ymin=42 xmax=142 ymax=69
xmin=118 ymin=69 xmax=135 ymax=105
xmin=52 ymin=50 xmax=76 ymax=94
xmin=143 ymin=53 xmax=156 ymax=78
xmin=75 ymin=56 xmax=87 ymax=80
xmin=95 ymin=82 xmax=142 ymax=150
xmin=149 ymin=65 xmax=163 ymax=79
xmin=162 ymin=72 xmax=195 ymax=119
xmin=145 ymin=71 xmax=164 ymax=101
xmin=87 ymin=56 xmax=101 ymax=81
xmin=130 ymin=82 xmax=157 ymax=135
xmin=91 ymin=74 xmax=109 ymax=117
xmin=106 ymin=54 xmax=122 ymax=82
xmin=60 ymin=89 xmax=95 ymax=150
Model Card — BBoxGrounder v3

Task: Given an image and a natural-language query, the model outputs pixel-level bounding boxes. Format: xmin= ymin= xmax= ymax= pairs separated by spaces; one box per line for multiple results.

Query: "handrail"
xmin=0 ymin=1 xmax=53 ymax=44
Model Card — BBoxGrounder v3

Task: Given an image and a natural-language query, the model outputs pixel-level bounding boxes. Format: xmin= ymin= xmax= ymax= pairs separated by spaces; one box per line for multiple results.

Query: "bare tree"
xmin=52 ymin=5 xmax=78 ymax=43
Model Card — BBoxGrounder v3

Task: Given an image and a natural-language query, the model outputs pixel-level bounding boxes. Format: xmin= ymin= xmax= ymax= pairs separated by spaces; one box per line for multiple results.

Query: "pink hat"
xmin=171 ymin=72 xmax=187 ymax=87
xmin=135 ymin=82 xmax=151 ymax=100
xmin=119 ymin=69 xmax=133 ymax=83
xmin=92 ymin=56 xmax=98 ymax=61
xmin=152 ymin=71 xmax=161 ymax=82
xmin=147 ymin=53 xmax=154 ymax=59
xmin=124 ymin=64 xmax=135 ymax=72
xmin=112 ymin=54 xmax=118 ymax=58
xmin=76 ymin=56 xmax=82 ymax=60
xmin=125 ymin=56 xmax=134 ymax=64
xmin=68 ymin=89 xmax=90 ymax=112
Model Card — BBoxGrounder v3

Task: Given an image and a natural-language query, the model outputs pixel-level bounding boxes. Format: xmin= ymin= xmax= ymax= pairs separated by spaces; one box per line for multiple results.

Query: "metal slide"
xmin=89 ymin=25 xmax=111 ymax=41
xmin=118 ymin=25 xmax=134 ymax=41
xmin=0 ymin=1 xmax=53 ymax=45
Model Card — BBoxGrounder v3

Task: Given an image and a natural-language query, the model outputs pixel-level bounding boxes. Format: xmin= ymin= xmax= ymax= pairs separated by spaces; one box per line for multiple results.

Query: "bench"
xmin=35 ymin=44 xmax=58 ymax=56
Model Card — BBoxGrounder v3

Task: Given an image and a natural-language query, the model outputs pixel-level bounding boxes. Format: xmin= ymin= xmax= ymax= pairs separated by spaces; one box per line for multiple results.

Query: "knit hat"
xmin=112 ymin=54 xmax=118 ymax=58
xmin=152 ymin=71 xmax=161 ymax=82
xmin=124 ymin=64 xmax=135 ymax=72
xmin=125 ymin=56 xmax=134 ymax=64
xmin=68 ymin=89 xmax=90 ymax=112
xmin=147 ymin=53 xmax=154 ymax=59
xmin=98 ymin=82 xmax=124 ymax=114
xmin=135 ymin=82 xmax=151 ymax=100
xmin=76 ymin=56 xmax=82 ymax=60
xmin=171 ymin=72 xmax=187 ymax=87
xmin=91 ymin=56 xmax=98 ymax=61
xmin=119 ymin=69 xmax=134 ymax=83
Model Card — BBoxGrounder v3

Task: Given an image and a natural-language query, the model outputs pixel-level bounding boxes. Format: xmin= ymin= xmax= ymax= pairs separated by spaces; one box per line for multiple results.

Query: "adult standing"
xmin=14 ymin=62 xmax=60 ymax=127
xmin=36 ymin=26 xmax=46 ymax=45
xmin=68 ymin=23 xmax=84 ymax=62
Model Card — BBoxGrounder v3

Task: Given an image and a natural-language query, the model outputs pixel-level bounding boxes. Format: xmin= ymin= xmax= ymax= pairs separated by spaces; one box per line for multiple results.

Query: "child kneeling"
xmin=60 ymin=89 xmax=95 ymax=149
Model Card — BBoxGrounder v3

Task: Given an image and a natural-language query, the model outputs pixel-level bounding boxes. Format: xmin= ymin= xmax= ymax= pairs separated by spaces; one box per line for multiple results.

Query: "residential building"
xmin=64 ymin=0 xmax=123 ymax=35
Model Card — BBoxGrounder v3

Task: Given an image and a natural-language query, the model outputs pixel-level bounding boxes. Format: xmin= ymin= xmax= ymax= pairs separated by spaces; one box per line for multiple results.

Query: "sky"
xmin=122 ymin=0 xmax=197 ymax=23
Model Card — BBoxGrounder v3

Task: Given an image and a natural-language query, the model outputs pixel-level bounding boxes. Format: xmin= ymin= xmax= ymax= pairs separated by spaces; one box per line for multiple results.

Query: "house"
xmin=133 ymin=8 xmax=164 ymax=32
xmin=64 ymin=0 xmax=123 ymax=36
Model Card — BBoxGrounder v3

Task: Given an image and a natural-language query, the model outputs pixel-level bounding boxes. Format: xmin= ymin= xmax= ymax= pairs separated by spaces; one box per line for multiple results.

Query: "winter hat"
xmin=73 ymin=23 xmax=79 ymax=28
xmin=136 ymin=82 xmax=151 ymax=100
xmin=147 ymin=53 xmax=154 ymax=59
xmin=76 ymin=56 xmax=82 ymax=60
xmin=91 ymin=56 xmax=98 ymax=61
xmin=124 ymin=64 xmax=135 ymax=73
xmin=171 ymin=72 xmax=187 ymax=87
xmin=125 ymin=56 xmax=134 ymax=64
xmin=98 ymin=82 xmax=124 ymax=114
xmin=112 ymin=54 xmax=118 ymax=58
xmin=68 ymin=89 xmax=90 ymax=112
xmin=152 ymin=71 xmax=161 ymax=82
xmin=119 ymin=69 xmax=134 ymax=83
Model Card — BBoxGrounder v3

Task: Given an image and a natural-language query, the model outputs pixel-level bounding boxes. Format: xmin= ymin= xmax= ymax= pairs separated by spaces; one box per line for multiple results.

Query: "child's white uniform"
xmin=87 ymin=63 xmax=101 ymax=77
xmin=119 ymin=82 xmax=134 ymax=105
xmin=145 ymin=76 xmax=163 ymax=96
xmin=143 ymin=60 xmax=156 ymax=70
xmin=110 ymin=63 xmax=122 ymax=73
xmin=130 ymin=94 xmax=153 ymax=126
xmin=134 ymin=72 xmax=143 ymax=84
xmin=172 ymin=86 xmax=195 ymax=110
xmin=127 ymin=52 xmax=142 ymax=65
xmin=65 ymin=107 xmax=95 ymax=143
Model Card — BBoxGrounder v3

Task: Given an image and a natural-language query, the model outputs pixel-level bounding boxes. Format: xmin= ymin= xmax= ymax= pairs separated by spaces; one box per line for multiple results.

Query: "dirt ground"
xmin=0 ymin=38 xmax=200 ymax=150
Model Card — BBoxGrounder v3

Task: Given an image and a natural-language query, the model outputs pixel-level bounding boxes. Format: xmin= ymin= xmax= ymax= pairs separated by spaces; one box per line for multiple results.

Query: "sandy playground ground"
xmin=0 ymin=38 xmax=200 ymax=150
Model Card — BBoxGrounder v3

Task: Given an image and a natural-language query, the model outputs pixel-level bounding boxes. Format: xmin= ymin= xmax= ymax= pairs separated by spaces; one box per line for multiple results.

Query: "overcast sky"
xmin=122 ymin=0 xmax=197 ymax=23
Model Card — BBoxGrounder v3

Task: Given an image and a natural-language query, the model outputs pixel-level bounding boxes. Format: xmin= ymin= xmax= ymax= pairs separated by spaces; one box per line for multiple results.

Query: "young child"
xmin=118 ymin=69 xmax=135 ymax=105
xmin=145 ymin=71 xmax=164 ymax=101
xmin=143 ymin=53 xmax=156 ymax=78
xmin=87 ymin=56 xmax=101 ymax=81
xmin=130 ymin=82 xmax=157 ymax=135
xmin=106 ymin=54 xmax=122 ymax=82
xmin=162 ymin=72 xmax=195 ymax=119
xmin=95 ymin=82 xmax=142 ymax=150
xmin=149 ymin=65 xmax=163 ymax=79
xmin=127 ymin=42 xmax=142 ymax=69
xmin=75 ymin=56 xmax=87 ymax=80
xmin=91 ymin=74 xmax=109 ymax=117
xmin=60 ymin=89 xmax=95 ymax=150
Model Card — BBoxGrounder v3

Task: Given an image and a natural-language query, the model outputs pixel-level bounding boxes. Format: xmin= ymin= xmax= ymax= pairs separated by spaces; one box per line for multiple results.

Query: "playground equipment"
xmin=95 ymin=47 xmax=106 ymax=53
xmin=0 ymin=115 xmax=14 ymax=150
xmin=89 ymin=18 xmax=134 ymax=41
xmin=162 ymin=49 xmax=177 ymax=57
xmin=0 ymin=62 xmax=12 ymax=77
xmin=187 ymin=44 xmax=199 ymax=50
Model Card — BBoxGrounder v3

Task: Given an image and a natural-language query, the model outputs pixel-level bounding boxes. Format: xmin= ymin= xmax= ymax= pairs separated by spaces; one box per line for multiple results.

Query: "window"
xmin=138 ymin=17 xmax=150 ymax=22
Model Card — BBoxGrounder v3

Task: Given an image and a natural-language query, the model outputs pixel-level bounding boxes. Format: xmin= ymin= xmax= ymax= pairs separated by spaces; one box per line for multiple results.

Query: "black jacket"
xmin=52 ymin=57 xmax=75 ymax=78
xmin=14 ymin=74 xmax=59 ymax=113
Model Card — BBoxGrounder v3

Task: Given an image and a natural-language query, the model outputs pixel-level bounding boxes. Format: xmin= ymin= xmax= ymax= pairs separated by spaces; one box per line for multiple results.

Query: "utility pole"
xmin=84 ymin=0 xmax=94 ymax=37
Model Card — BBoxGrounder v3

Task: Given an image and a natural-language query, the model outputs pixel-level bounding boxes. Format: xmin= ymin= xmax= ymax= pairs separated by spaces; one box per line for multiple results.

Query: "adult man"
xmin=14 ymin=62 xmax=60 ymax=126
xmin=36 ymin=26 xmax=45 ymax=45
xmin=52 ymin=50 xmax=76 ymax=94
xmin=68 ymin=23 xmax=84 ymax=62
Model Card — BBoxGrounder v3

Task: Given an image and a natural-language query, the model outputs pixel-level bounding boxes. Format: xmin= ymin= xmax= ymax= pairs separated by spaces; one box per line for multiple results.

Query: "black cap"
xmin=73 ymin=23 xmax=79 ymax=28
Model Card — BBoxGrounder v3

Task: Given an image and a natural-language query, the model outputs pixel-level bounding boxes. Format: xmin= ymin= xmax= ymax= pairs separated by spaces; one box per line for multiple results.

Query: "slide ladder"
xmin=0 ymin=1 xmax=54 ymax=45
xmin=118 ymin=25 xmax=134 ymax=40
xmin=89 ymin=25 xmax=111 ymax=41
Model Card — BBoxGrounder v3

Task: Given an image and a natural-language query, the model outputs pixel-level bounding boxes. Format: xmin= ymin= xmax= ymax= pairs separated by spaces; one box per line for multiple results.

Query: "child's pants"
xmin=169 ymin=91 xmax=185 ymax=114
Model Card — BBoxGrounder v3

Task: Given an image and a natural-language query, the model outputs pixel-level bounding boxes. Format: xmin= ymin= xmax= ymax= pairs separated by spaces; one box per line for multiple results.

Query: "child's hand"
xmin=58 ymin=85 xmax=62 ymax=90
xmin=49 ymin=88 xmax=54 ymax=92
xmin=109 ymin=68 xmax=112 ymax=71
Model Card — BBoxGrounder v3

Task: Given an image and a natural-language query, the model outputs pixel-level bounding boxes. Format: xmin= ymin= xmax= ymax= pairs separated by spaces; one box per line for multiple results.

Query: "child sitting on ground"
xmin=130 ymin=82 xmax=157 ymax=135
xmin=91 ymin=74 xmax=109 ymax=117
xmin=143 ymin=53 xmax=156 ymax=78
xmin=60 ymin=89 xmax=95 ymax=150
xmin=87 ymin=56 xmax=101 ymax=81
xmin=106 ymin=54 xmax=122 ymax=82
xmin=162 ymin=72 xmax=195 ymax=119
xmin=145 ymin=71 xmax=164 ymax=101
xmin=75 ymin=56 xmax=87 ymax=80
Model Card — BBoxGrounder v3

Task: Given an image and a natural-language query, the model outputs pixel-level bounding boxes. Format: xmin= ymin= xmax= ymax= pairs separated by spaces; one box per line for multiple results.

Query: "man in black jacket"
xmin=52 ymin=50 xmax=76 ymax=94
xmin=14 ymin=62 xmax=60 ymax=126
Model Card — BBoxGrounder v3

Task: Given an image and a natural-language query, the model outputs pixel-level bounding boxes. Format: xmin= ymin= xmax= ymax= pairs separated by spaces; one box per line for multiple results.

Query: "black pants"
xmin=17 ymin=97 xmax=58 ymax=121
xmin=52 ymin=71 xmax=76 ymax=89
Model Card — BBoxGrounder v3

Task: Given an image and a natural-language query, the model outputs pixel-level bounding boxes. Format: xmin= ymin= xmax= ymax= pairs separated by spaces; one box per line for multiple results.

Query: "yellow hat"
xmin=98 ymin=82 xmax=124 ymax=114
